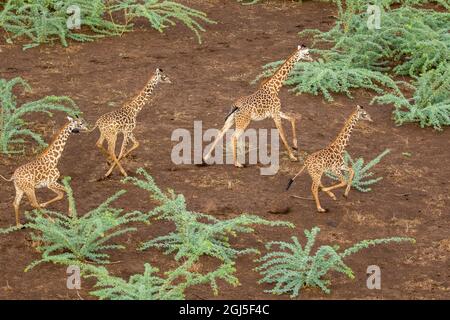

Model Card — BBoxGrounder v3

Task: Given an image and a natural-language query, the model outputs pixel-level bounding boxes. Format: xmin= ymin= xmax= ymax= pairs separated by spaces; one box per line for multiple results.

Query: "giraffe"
xmin=203 ymin=45 xmax=313 ymax=167
xmin=90 ymin=68 xmax=171 ymax=178
xmin=286 ymin=105 xmax=373 ymax=212
xmin=0 ymin=116 xmax=88 ymax=227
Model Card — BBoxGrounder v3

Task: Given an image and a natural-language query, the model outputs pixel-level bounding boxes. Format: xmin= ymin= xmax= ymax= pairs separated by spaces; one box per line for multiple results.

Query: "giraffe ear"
xmin=67 ymin=116 xmax=73 ymax=122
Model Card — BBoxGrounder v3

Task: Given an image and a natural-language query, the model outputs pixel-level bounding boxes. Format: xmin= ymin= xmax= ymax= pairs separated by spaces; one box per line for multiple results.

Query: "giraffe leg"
xmin=232 ymin=128 xmax=245 ymax=168
xmin=13 ymin=188 xmax=24 ymax=227
xmin=280 ymin=111 xmax=299 ymax=150
xmin=107 ymin=133 xmax=139 ymax=174
xmin=273 ymin=116 xmax=297 ymax=161
xmin=96 ymin=133 xmax=111 ymax=164
xmin=203 ymin=117 xmax=234 ymax=163
xmin=322 ymin=171 xmax=348 ymax=194
xmin=40 ymin=182 xmax=65 ymax=208
xmin=320 ymin=182 xmax=336 ymax=200
xmin=119 ymin=133 xmax=139 ymax=160
xmin=104 ymin=135 xmax=127 ymax=177
xmin=24 ymin=188 xmax=42 ymax=210
xmin=344 ymin=168 xmax=355 ymax=198
xmin=311 ymin=179 xmax=327 ymax=213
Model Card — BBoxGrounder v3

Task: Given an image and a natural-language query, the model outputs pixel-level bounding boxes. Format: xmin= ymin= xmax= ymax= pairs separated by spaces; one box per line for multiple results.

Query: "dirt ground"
xmin=0 ymin=0 xmax=449 ymax=300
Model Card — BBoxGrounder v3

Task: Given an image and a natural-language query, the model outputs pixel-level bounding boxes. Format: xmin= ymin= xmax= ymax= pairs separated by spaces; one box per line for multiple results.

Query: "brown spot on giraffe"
xmin=90 ymin=68 xmax=171 ymax=178
xmin=0 ymin=117 xmax=88 ymax=227
xmin=286 ymin=105 xmax=373 ymax=212
xmin=203 ymin=45 xmax=313 ymax=167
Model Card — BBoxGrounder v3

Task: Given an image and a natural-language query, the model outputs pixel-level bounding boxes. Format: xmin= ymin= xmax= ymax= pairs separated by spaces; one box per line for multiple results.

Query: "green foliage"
xmin=85 ymin=258 xmax=239 ymax=299
xmin=373 ymin=64 xmax=450 ymax=130
xmin=326 ymin=149 xmax=391 ymax=192
xmin=255 ymin=55 xmax=400 ymax=101
xmin=85 ymin=263 xmax=186 ymax=300
xmin=256 ymin=227 xmax=415 ymax=297
xmin=124 ymin=168 xmax=295 ymax=263
xmin=0 ymin=77 xmax=79 ymax=154
xmin=255 ymin=2 xmax=450 ymax=129
xmin=0 ymin=0 xmax=214 ymax=49
xmin=23 ymin=176 xmax=147 ymax=271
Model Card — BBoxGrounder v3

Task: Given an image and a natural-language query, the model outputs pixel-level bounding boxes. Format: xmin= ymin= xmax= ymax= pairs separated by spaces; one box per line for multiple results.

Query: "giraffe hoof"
xmin=292 ymin=146 xmax=298 ymax=151
xmin=16 ymin=224 xmax=25 ymax=229
xmin=196 ymin=159 xmax=208 ymax=167
xmin=343 ymin=194 xmax=349 ymax=199
xmin=234 ymin=163 xmax=244 ymax=168
xmin=317 ymin=208 xmax=328 ymax=213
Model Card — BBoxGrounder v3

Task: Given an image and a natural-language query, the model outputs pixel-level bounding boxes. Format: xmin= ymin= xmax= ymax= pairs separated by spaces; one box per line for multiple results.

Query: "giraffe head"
xmin=356 ymin=105 xmax=373 ymax=122
xmin=296 ymin=45 xmax=313 ymax=62
xmin=67 ymin=115 xmax=88 ymax=133
xmin=155 ymin=68 xmax=171 ymax=84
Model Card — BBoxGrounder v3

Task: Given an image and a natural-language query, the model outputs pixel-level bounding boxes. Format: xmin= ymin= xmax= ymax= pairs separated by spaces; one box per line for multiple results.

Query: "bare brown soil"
xmin=0 ymin=0 xmax=449 ymax=300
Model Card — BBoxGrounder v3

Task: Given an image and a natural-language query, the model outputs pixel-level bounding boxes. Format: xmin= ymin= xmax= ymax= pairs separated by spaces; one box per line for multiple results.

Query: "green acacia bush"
xmin=0 ymin=77 xmax=80 ymax=155
xmin=124 ymin=168 xmax=295 ymax=263
xmin=326 ymin=149 xmax=391 ymax=192
xmin=373 ymin=64 xmax=450 ymax=130
xmin=256 ymin=227 xmax=415 ymax=297
xmin=256 ymin=2 xmax=450 ymax=130
xmin=85 ymin=260 xmax=239 ymax=299
xmin=0 ymin=0 xmax=214 ymax=49
xmin=22 ymin=177 xmax=147 ymax=271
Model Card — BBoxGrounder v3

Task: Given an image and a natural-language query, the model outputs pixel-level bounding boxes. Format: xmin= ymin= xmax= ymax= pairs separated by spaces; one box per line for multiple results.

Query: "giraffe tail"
xmin=224 ymin=106 xmax=239 ymax=122
xmin=0 ymin=174 xmax=14 ymax=182
xmin=286 ymin=165 xmax=305 ymax=191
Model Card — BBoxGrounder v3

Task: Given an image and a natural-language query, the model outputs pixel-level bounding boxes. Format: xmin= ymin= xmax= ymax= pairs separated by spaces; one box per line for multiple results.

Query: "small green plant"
xmin=85 ymin=259 xmax=239 ymax=299
xmin=23 ymin=176 xmax=147 ymax=271
xmin=326 ymin=149 xmax=391 ymax=192
xmin=256 ymin=227 xmax=415 ymax=297
xmin=0 ymin=0 xmax=214 ymax=49
xmin=124 ymin=168 xmax=295 ymax=263
xmin=0 ymin=77 xmax=79 ymax=154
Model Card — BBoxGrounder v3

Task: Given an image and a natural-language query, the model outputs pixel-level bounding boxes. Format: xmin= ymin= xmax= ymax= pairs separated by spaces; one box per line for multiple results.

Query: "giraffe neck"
xmin=331 ymin=111 xmax=359 ymax=154
xmin=262 ymin=50 xmax=299 ymax=93
xmin=124 ymin=76 xmax=159 ymax=117
xmin=40 ymin=123 xmax=72 ymax=165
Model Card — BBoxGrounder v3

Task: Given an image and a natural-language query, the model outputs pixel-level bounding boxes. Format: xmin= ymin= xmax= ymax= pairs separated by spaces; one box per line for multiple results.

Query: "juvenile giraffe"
xmin=286 ymin=105 xmax=373 ymax=212
xmin=203 ymin=45 xmax=313 ymax=167
xmin=0 ymin=116 xmax=88 ymax=227
xmin=90 ymin=68 xmax=171 ymax=178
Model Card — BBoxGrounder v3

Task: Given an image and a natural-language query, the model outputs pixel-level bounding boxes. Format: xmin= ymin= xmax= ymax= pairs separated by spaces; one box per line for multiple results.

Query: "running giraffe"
xmin=90 ymin=68 xmax=171 ymax=178
xmin=286 ymin=105 xmax=373 ymax=212
xmin=203 ymin=45 xmax=313 ymax=167
xmin=0 ymin=116 xmax=88 ymax=227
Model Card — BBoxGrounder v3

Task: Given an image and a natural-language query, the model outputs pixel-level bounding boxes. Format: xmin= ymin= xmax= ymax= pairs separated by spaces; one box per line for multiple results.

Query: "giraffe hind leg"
xmin=104 ymin=134 xmax=127 ymax=177
xmin=13 ymin=188 xmax=24 ymax=227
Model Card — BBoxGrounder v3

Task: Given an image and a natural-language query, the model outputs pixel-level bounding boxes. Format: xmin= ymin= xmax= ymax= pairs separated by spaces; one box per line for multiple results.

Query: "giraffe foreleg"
xmin=41 ymin=182 xmax=65 ymax=208
xmin=322 ymin=171 xmax=348 ymax=194
xmin=344 ymin=168 xmax=355 ymax=198
xmin=274 ymin=116 xmax=297 ymax=162
xmin=120 ymin=133 xmax=139 ymax=160
xmin=280 ymin=111 xmax=299 ymax=150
